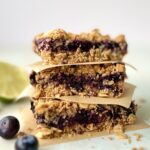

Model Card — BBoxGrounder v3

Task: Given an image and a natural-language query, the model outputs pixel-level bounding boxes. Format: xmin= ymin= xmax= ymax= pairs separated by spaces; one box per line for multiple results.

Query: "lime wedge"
xmin=0 ymin=61 xmax=29 ymax=101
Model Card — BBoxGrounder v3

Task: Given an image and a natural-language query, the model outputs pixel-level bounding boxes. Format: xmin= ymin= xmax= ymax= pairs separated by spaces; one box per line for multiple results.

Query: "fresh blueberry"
xmin=0 ymin=116 xmax=20 ymax=139
xmin=15 ymin=135 xmax=39 ymax=150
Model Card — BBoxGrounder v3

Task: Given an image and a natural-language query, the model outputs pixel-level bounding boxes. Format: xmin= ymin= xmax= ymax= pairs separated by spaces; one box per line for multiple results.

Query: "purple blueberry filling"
xmin=34 ymin=38 xmax=127 ymax=54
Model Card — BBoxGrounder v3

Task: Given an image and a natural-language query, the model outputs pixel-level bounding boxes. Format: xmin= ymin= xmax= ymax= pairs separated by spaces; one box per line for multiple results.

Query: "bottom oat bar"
xmin=31 ymin=99 xmax=137 ymax=139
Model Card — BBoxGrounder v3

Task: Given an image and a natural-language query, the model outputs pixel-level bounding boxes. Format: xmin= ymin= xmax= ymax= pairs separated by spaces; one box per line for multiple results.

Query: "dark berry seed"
xmin=29 ymin=71 xmax=37 ymax=85
xmin=15 ymin=135 xmax=39 ymax=150
xmin=0 ymin=116 xmax=20 ymax=139
xmin=36 ymin=38 xmax=123 ymax=53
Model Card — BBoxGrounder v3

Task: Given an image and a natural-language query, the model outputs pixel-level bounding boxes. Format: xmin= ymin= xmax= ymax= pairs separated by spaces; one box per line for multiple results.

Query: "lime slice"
xmin=0 ymin=61 xmax=29 ymax=101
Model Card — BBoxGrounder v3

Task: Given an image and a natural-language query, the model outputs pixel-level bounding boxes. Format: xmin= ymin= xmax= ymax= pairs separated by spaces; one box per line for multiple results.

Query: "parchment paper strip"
xmin=28 ymin=61 xmax=136 ymax=72
xmin=29 ymin=61 xmax=119 ymax=72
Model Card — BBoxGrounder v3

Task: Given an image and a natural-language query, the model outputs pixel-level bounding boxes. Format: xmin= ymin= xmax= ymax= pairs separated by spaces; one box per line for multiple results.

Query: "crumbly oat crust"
xmin=33 ymin=29 xmax=127 ymax=64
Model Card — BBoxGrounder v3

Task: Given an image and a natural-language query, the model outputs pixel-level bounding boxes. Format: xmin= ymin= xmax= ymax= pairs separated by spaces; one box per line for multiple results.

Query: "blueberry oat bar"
xmin=33 ymin=29 xmax=127 ymax=64
xmin=31 ymin=98 xmax=136 ymax=139
xmin=30 ymin=62 xmax=126 ymax=98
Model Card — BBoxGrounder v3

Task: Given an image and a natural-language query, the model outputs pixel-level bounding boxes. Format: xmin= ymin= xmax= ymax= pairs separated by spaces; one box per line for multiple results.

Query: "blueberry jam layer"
xmin=31 ymin=101 xmax=136 ymax=130
xmin=34 ymin=38 xmax=127 ymax=54
xmin=30 ymin=72 xmax=125 ymax=93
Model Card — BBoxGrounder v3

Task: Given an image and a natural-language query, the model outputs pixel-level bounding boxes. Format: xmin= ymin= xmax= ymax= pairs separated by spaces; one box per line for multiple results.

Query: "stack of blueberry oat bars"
xmin=30 ymin=29 xmax=137 ymax=139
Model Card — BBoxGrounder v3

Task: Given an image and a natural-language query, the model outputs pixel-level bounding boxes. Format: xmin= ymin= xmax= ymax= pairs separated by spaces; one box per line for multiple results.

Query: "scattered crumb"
xmin=139 ymin=147 xmax=145 ymax=150
xmin=133 ymin=133 xmax=143 ymax=141
xmin=115 ymin=133 xmax=128 ymax=140
xmin=128 ymin=137 xmax=131 ymax=144
xmin=108 ymin=136 xmax=114 ymax=140
xmin=132 ymin=147 xmax=145 ymax=150
xmin=139 ymin=99 xmax=146 ymax=103
xmin=17 ymin=131 xmax=26 ymax=138
xmin=27 ymin=128 xmax=33 ymax=132
xmin=138 ymin=99 xmax=146 ymax=108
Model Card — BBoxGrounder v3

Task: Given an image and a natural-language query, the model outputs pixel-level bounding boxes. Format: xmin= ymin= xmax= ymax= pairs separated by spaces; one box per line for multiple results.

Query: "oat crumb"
xmin=27 ymin=128 xmax=33 ymax=132
xmin=17 ymin=131 xmax=26 ymax=138
xmin=139 ymin=147 xmax=145 ymax=150
xmin=132 ymin=147 xmax=145 ymax=150
xmin=128 ymin=138 xmax=131 ymax=144
xmin=139 ymin=99 xmax=146 ymax=103
xmin=133 ymin=133 xmax=143 ymax=141
xmin=108 ymin=136 xmax=114 ymax=140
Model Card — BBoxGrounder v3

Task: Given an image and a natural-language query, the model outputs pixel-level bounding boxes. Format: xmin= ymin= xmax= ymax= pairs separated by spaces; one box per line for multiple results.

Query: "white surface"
xmin=0 ymin=0 xmax=150 ymax=149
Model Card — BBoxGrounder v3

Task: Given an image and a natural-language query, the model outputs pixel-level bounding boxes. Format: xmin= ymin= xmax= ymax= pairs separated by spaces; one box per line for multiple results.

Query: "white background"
xmin=0 ymin=0 xmax=150 ymax=150
xmin=0 ymin=0 xmax=150 ymax=46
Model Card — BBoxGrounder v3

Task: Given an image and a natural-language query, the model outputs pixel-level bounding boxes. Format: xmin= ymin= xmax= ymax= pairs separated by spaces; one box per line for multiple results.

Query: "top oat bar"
xmin=33 ymin=29 xmax=127 ymax=64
